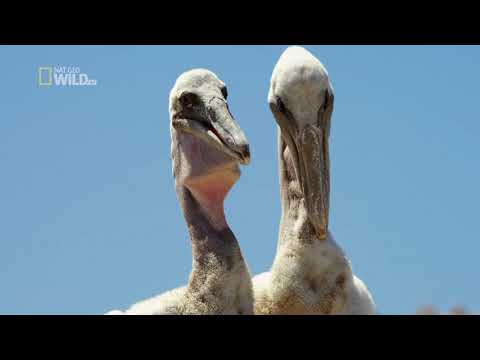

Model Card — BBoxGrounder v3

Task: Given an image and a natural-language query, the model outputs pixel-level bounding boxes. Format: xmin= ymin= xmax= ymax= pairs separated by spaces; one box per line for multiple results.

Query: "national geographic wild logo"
xmin=37 ymin=66 xmax=98 ymax=87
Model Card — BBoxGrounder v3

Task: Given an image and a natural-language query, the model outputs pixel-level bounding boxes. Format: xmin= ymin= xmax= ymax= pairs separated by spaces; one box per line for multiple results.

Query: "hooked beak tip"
xmin=238 ymin=144 xmax=251 ymax=165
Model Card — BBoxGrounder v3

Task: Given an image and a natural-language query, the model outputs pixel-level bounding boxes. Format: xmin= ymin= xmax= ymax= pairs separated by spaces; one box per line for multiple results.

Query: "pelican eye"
xmin=277 ymin=97 xmax=286 ymax=113
xmin=221 ymin=86 xmax=228 ymax=99
xmin=322 ymin=89 xmax=333 ymax=112
xmin=322 ymin=91 xmax=329 ymax=111
xmin=179 ymin=92 xmax=200 ymax=109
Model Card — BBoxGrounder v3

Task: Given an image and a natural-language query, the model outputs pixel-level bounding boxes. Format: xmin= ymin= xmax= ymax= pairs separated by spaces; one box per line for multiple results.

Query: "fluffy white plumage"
xmin=252 ymin=46 xmax=376 ymax=315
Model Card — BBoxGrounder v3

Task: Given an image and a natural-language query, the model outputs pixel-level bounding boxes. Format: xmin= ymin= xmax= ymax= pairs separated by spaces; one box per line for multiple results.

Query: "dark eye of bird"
xmin=277 ymin=97 xmax=286 ymax=113
xmin=179 ymin=92 xmax=199 ymax=108
xmin=323 ymin=91 xmax=330 ymax=111
xmin=221 ymin=86 xmax=228 ymax=99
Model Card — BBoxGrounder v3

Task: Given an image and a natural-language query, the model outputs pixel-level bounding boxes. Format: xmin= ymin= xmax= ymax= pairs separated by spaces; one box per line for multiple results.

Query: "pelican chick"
xmin=107 ymin=69 xmax=253 ymax=315
xmin=253 ymin=46 xmax=376 ymax=315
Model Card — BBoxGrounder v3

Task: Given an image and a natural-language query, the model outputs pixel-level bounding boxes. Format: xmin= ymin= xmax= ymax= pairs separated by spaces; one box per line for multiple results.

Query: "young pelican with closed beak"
xmin=253 ymin=47 xmax=376 ymax=315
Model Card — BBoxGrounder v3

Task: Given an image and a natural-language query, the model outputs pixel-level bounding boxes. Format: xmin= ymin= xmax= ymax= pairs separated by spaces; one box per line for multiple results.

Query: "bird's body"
xmin=253 ymin=234 xmax=375 ymax=315
xmin=252 ymin=46 xmax=375 ymax=315
xmin=106 ymin=69 xmax=253 ymax=315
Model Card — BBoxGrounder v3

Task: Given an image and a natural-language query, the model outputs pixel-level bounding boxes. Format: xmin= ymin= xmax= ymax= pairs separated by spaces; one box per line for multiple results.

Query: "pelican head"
xmin=268 ymin=46 xmax=334 ymax=240
xmin=170 ymin=69 xmax=250 ymax=185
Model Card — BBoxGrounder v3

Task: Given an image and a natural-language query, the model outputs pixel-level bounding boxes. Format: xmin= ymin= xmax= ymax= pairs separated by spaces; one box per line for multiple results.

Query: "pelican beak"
xmin=207 ymin=97 xmax=250 ymax=165
xmin=172 ymin=97 xmax=250 ymax=166
xmin=271 ymin=95 xmax=333 ymax=240
xmin=297 ymin=123 xmax=330 ymax=240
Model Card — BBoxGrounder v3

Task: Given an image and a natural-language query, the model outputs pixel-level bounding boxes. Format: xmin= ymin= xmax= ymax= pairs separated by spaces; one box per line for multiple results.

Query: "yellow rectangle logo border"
xmin=38 ymin=67 xmax=53 ymax=86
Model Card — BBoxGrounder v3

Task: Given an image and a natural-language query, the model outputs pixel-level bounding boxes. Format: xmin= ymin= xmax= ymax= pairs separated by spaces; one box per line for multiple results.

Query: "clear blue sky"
xmin=1 ymin=45 xmax=479 ymax=314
